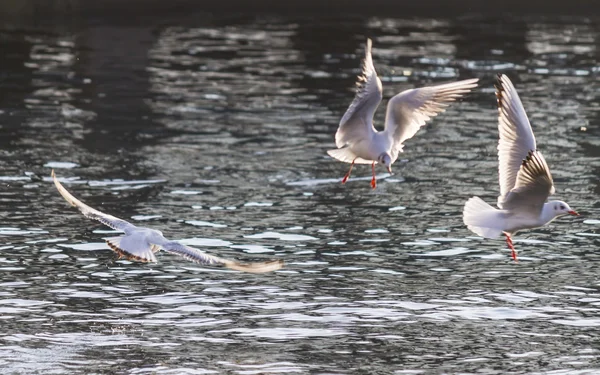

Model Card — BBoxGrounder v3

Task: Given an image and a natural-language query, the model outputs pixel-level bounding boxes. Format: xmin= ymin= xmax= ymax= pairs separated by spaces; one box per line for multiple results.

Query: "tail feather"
xmin=463 ymin=196 xmax=505 ymax=239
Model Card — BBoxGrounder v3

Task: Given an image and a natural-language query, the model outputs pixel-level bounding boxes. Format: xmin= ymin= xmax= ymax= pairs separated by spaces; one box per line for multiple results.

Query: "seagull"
xmin=51 ymin=170 xmax=283 ymax=273
xmin=463 ymin=74 xmax=579 ymax=262
xmin=327 ymin=38 xmax=478 ymax=189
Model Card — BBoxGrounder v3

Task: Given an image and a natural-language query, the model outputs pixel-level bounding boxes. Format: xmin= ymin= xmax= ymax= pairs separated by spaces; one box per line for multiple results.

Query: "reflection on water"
xmin=0 ymin=7 xmax=600 ymax=375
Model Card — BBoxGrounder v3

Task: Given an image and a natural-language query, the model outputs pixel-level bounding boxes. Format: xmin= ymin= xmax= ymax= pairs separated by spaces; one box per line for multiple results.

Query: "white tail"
xmin=463 ymin=196 xmax=506 ymax=239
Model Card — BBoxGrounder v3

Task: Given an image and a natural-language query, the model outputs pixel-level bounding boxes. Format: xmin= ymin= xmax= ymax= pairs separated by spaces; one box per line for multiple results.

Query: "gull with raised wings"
xmin=52 ymin=171 xmax=283 ymax=273
xmin=328 ymin=38 xmax=478 ymax=189
xmin=463 ymin=74 xmax=579 ymax=262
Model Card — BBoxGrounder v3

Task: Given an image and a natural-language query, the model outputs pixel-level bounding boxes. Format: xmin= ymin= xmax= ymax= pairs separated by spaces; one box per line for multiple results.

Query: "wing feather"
xmin=326 ymin=147 xmax=376 ymax=164
xmin=52 ymin=170 xmax=136 ymax=233
xmin=383 ymin=78 xmax=478 ymax=160
xmin=334 ymin=38 xmax=382 ymax=148
xmin=501 ymin=150 xmax=555 ymax=213
xmin=496 ymin=74 xmax=537 ymax=208
xmin=160 ymin=241 xmax=284 ymax=273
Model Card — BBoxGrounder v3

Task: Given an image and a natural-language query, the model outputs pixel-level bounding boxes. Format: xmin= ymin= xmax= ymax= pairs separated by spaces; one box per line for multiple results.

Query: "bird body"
xmin=328 ymin=38 xmax=478 ymax=188
xmin=464 ymin=196 xmax=572 ymax=237
xmin=463 ymin=74 xmax=578 ymax=261
xmin=51 ymin=170 xmax=283 ymax=273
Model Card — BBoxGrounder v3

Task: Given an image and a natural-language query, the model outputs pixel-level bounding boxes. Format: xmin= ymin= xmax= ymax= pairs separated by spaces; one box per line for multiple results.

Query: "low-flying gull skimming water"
xmin=52 ymin=170 xmax=283 ymax=273
xmin=463 ymin=74 xmax=579 ymax=262
xmin=327 ymin=38 xmax=478 ymax=189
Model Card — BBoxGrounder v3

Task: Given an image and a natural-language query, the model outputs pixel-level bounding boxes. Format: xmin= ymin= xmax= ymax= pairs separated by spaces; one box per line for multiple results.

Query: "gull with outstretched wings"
xmin=463 ymin=74 xmax=578 ymax=262
xmin=328 ymin=38 xmax=478 ymax=189
xmin=52 ymin=171 xmax=283 ymax=273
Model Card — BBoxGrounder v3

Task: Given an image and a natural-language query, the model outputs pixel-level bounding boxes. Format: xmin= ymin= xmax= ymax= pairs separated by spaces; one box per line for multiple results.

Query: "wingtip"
xmin=462 ymin=77 xmax=480 ymax=90
xmin=364 ymin=38 xmax=373 ymax=61
xmin=495 ymin=75 xmax=507 ymax=101
xmin=51 ymin=169 xmax=56 ymax=178
xmin=496 ymin=74 xmax=512 ymax=91
xmin=224 ymin=259 xmax=284 ymax=273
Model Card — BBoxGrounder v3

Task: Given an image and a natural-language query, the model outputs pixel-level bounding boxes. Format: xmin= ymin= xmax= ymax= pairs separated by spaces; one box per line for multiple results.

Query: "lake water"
xmin=1 ymin=6 xmax=599 ymax=374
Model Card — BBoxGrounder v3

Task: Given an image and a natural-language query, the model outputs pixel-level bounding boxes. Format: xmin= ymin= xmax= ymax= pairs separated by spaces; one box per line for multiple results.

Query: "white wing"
xmin=383 ymin=78 xmax=478 ymax=160
xmin=501 ymin=150 xmax=555 ymax=214
xmin=496 ymin=74 xmax=537 ymax=208
xmin=334 ymin=38 xmax=382 ymax=148
xmin=157 ymin=240 xmax=284 ymax=273
xmin=326 ymin=147 xmax=377 ymax=165
xmin=52 ymin=170 xmax=136 ymax=233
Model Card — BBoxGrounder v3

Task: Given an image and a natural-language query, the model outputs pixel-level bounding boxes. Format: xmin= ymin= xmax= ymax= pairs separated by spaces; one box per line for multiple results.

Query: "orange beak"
xmin=568 ymin=210 xmax=579 ymax=216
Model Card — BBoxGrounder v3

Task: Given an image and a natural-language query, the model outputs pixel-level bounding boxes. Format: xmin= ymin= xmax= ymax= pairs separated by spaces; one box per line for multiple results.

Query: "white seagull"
xmin=52 ymin=170 xmax=283 ymax=273
xmin=328 ymin=38 xmax=478 ymax=189
xmin=463 ymin=74 xmax=579 ymax=262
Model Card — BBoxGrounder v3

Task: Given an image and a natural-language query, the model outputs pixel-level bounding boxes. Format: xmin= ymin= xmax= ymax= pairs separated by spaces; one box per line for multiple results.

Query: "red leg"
xmin=505 ymin=233 xmax=518 ymax=263
xmin=370 ymin=162 xmax=377 ymax=189
xmin=341 ymin=159 xmax=356 ymax=184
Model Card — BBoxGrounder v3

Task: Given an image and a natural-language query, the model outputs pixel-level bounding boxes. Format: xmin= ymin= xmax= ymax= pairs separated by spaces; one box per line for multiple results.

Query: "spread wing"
xmin=383 ymin=78 xmax=478 ymax=160
xmin=500 ymin=151 xmax=555 ymax=214
xmin=52 ymin=170 xmax=136 ymax=233
xmin=334 ymin=38 xmax=382 ymax=148
xmin=156 ymin=239 xmax=284 ymax=273
xmin=495 ymin=74 xmax=537 ymax=208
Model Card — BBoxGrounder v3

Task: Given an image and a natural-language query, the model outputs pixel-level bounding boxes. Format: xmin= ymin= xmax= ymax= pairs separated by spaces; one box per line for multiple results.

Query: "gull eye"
xmin=560 ymin=205 xmax=565 ymax=210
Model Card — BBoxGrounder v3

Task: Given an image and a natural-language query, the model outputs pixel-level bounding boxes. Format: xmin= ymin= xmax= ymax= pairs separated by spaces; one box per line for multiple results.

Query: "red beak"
xmin=568 ymin=210 xmax=579 ymax=216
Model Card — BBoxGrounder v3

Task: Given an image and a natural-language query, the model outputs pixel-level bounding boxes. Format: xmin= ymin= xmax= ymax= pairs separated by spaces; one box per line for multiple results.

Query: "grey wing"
xmin=383 ymin=78 xmax=478 ymax=161
xmin=501 ymin=151 xmax=555 ymax=214
xmin=496 ymin=74 xmax=537 ymax=208
xmin=52 ymin=170 xmax=136 ymax=233
xmin=334 ymin=38 xmax=382 ymax=148
xmin=159 ymin=240 xmax=226 ymax=266
xmin=159 ymin=240 xmax=283 ymax=273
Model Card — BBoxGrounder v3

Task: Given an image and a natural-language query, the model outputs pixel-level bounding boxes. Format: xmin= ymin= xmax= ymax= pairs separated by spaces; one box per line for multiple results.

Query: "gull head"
xmin=549 ymin=200 xmax=579 ymax=218
xmin=377 ymin=153 xmax=393 ymax=174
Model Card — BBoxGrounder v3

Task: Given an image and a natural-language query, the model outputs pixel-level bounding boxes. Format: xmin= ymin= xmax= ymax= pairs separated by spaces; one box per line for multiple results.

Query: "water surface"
xmin=1 ymin=8 xmax=599 ymax=374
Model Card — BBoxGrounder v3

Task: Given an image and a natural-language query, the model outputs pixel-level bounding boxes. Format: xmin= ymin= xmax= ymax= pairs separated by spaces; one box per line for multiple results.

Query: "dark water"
xmin=1 ymin=6 xmax=600 ymax=374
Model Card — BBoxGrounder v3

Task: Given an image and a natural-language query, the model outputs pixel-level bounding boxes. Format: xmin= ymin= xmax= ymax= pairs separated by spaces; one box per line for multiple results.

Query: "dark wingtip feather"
xmin=495 ymin=75 xmax=505 ymax=104
xmin=521 ymin=150 xmax=537 ymax=166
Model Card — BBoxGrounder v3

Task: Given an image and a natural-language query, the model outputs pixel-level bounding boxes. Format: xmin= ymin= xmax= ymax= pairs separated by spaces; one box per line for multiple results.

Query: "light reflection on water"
xmin=0 ymin=9 xmax=599 ymax=375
